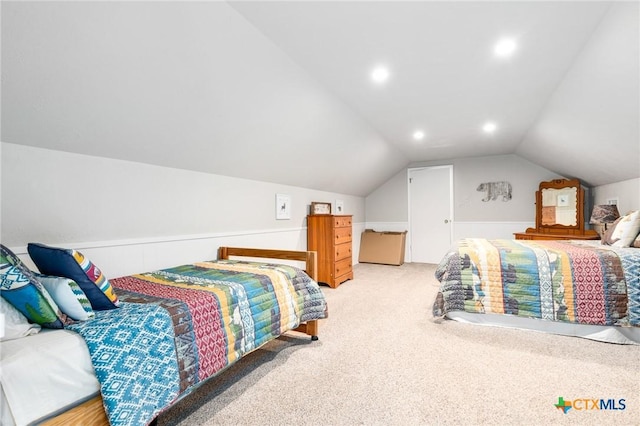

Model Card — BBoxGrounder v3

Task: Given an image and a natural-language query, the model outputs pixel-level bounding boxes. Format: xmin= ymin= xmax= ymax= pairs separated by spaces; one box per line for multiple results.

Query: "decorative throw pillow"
xmin=1 ymin=296 xmax=41 ymax=341
xmin=36 ymin=274 xmax=95 ymax=321
xmin=27 ymin=243 xmax=120 ymax=310
xmin=609 ymin=210 xmax=640 ymax=248
xmin=0 ymin=245 xmax=66 ymax=329
xmin=602 ymin=217 xmax=622 ymax=245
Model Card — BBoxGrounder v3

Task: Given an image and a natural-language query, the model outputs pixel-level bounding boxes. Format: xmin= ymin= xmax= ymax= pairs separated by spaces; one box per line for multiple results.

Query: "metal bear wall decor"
xmin=477 ymin=181 xmax=512 ymax=202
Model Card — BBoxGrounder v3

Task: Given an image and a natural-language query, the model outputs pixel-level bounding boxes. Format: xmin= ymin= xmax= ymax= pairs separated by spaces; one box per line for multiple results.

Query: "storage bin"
xmin=358 ymin=229 xmax=407 ymax=266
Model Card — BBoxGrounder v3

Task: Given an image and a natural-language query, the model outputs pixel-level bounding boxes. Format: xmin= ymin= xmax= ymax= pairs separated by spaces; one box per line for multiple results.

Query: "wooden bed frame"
xmin=41 ymin=247 xmax=321 ymax=426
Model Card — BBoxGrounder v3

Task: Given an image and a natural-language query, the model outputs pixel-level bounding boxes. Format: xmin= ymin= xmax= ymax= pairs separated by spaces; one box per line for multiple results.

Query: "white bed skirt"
xmin=0 ymin=329 xmax=100 ymax=425
xmin=445 ymin=311 xmax=640 ymax=345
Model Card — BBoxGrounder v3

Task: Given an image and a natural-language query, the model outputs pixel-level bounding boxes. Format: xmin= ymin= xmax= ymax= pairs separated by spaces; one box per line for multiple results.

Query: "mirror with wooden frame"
xmin=535 ymin=178 xmax=585 ymax=233
xmin=515 ymin=178 xmax=599 ymax=240
xmin=539 ymin=181 xmax=579 ymax=227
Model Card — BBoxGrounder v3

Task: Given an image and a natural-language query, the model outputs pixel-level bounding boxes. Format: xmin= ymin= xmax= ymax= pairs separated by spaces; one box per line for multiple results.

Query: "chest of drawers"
xmin=307 ymin=215 xmax=353 ymax=288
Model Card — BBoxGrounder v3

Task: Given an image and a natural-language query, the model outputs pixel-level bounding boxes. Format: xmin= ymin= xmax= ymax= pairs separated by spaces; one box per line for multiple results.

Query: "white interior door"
xmin=409 ymin=166 xmax=453 ymax=263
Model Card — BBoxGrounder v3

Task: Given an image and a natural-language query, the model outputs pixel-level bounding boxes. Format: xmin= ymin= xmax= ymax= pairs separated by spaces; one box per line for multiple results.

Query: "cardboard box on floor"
xmin=358 ymin=229 xmax=407 ymax=266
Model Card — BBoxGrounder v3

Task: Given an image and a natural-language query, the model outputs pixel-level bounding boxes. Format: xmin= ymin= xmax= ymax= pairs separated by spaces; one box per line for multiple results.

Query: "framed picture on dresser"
xmin=310 ymin=201 xmax=331 ymax=215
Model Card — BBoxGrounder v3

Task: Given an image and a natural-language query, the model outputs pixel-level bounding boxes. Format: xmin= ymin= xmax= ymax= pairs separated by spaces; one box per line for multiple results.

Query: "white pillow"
xmin=1 ymin=296 xmax=41 ymax=341
xmin=611 ymin=210 xmax=640 ymax=247
xmin=36 ymin=275 xmax=95 ymax=321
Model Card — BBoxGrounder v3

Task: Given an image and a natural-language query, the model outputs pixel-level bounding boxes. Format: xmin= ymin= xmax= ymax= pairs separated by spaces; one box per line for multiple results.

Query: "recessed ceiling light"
xmin=371 ymin=66 xmax=390 ymax=83
xmin=494 ymin=38 xmax=517 ymax=57
xmin=413 ymin=130 xmax=425 ymax=141
xmin=483 ymin=122 xmax=497 ymax=133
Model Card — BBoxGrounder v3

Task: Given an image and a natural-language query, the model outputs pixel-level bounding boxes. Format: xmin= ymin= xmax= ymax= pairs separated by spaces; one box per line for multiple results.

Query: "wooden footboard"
xmin=217 ymin=246 xmax=321 ymax=340
xmin=217 ymin=246 xmax=318 ymax=281
xmin=40 ymin=246 xmax=321 ymax=426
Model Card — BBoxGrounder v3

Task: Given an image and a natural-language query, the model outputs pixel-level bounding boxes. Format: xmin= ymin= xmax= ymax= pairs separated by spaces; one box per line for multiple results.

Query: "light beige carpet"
xmin=158 ymin=263 xmax=639 ymax=426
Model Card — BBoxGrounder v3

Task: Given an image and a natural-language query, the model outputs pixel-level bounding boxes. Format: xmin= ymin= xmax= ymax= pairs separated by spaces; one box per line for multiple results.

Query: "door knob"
xmin=444 ymin=219 xmax=450 ymax=223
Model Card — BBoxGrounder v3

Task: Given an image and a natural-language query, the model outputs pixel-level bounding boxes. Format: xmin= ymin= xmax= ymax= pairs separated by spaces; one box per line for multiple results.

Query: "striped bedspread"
xmin=81 ymin=259 xmax=327 ymax=426
xmin=433 ymin=239 xmax=640 ymax=327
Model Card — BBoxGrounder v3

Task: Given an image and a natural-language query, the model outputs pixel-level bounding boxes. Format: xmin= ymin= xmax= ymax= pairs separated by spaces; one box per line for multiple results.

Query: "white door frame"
xmin=407 ymin=165 xmax=454 ymax=263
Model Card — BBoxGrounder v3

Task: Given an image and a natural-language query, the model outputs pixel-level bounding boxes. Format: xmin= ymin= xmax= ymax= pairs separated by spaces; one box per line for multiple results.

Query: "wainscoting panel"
xmin=362 ymin=221 xmax=533 ymax=264
xmin=12 ymin=228 xmax=309 ymax=278
xmin=12 ymin=223 xmax=368 ymax=278
xmin=453 ymin=221 xmax=535 ymax=241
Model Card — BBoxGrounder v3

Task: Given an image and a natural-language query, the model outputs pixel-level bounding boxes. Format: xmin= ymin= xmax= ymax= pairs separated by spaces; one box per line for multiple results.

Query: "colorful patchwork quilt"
xmin=433 ymin=239 xmax=640 ymax=327
xmin=66 ymin=303 xmax=181 ymax=425
xmin=72 ymin=260 xmax=327 ymax=426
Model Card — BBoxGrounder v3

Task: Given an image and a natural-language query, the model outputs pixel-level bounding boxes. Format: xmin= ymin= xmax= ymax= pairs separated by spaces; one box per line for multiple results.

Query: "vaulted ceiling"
xmin=2 ymin=1 xmax=638 ymax=196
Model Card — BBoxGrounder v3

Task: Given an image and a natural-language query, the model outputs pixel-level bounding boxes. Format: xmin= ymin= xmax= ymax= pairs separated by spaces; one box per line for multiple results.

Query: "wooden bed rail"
xmin=41 ymin=397 xmax=108 ymax=425
xmin=217 ymin=246 xmax=318 ymax=282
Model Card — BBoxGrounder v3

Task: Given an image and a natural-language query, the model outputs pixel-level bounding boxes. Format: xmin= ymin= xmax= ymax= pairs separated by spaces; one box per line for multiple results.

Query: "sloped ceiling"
xmin=516 ymin=3 xmax=639 ymax=186
xmin=2 ymin=1 xmax=638 ymax=196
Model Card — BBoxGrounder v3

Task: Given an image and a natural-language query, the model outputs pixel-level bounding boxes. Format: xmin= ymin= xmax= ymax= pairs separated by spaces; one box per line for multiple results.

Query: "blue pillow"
xmin=0 ymin=245 xmax=66 ymax=329
xmin=27 ymin=243 xmax=120 ymax=311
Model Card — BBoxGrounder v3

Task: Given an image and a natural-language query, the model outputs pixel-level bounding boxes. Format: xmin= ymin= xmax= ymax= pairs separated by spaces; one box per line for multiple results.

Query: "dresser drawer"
xmin=334 ymin=226 xmax=352 ymax=245
xmin=334 ymin=216 xmax=352 ymax=228
xmin=333 ymin=257 xmax=352 ymax=279
xmin=334 ymin=242 xmax=352 ymax=261
xmin=513 ymin=233 xmax=534 ymax=240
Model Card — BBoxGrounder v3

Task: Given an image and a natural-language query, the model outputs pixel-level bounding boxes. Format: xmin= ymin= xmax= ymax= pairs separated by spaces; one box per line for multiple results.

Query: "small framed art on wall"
xmin=276 ymin=194 xmax=291 ymax=220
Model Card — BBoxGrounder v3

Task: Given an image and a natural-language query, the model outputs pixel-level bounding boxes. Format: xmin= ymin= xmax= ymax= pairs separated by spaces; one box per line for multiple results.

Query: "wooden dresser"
xmin=307 ymin=215 xmax=353 ymax=288
xmin=514 ymin=230 xmax=599 ymax=240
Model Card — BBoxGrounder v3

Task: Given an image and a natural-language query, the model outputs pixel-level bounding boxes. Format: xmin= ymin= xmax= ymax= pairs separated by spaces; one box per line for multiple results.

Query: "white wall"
xmin=365 ymin=155 xmax=640 ymax=265
xmin=365 ymin=168 xmax=407 ymax=223
xmin=366 ymin=154 xmax=562 ymax=236
xmin=4 ymin=146 xmax=633 ymax=275
xmin=362 ymin=154 xmax=565 ymax=263
xmin=593 ymin=178 xmax=640 ymax=216
xmin=1 ymin=143 xmax=365 ymax=276
xmin=2 ymin=1 xmax=407 ymax=197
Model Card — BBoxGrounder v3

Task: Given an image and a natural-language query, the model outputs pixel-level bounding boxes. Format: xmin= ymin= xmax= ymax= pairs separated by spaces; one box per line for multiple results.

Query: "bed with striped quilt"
xmin=433 ymin=239 xmax=640 ymax=332
xmin=75 ymin=258 xmax=327 ymax=426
